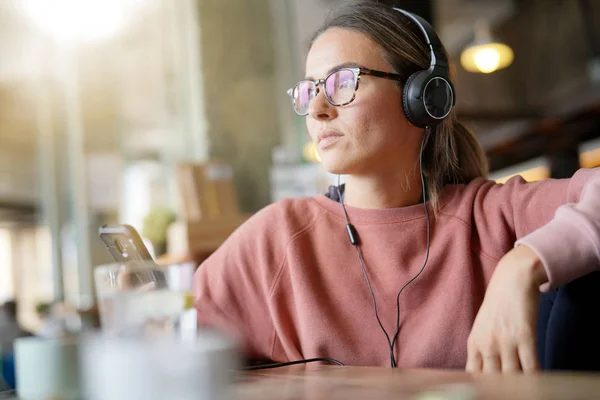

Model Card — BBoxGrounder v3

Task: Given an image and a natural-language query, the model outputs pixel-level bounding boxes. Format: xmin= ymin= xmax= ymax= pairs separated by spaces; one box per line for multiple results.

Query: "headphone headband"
xmin=392 ymin=8 xmax=448 ymax=70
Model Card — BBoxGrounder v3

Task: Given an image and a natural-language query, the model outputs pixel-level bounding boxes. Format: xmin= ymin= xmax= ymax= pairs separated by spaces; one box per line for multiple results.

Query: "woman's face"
xmin=305 ymin=28 xmax=422 ymax=176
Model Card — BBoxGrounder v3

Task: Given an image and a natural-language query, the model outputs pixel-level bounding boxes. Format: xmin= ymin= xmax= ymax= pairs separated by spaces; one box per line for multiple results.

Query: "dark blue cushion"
xmin=537 ymin=271 xmax=600 ymax=371
xmin=1 ymin=352 xmax=15 ymax=389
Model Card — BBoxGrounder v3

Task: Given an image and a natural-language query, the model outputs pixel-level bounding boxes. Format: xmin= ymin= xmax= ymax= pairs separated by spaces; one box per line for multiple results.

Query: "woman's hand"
xmin=466 ymin=245 xmax=548 ymax=373
xmin=116 ymin=264 xmax=157 ymax=291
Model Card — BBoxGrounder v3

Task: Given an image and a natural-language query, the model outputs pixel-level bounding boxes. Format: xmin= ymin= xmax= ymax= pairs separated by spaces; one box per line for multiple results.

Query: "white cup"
xmin=79 ymin=330 xmax=238 ymax=400
xmin=14 ymin=337 xmax=80 ymax=400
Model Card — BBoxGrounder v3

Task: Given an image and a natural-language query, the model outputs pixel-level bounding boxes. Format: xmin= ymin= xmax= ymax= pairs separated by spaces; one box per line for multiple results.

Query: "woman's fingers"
xmin=467 ymin=333 xmax=531 ymax=373
xmin=518 ymin=336 xmax=540 ymax=372
xmin=482 ymin=351 xmax=501 ymax=373
xmin=500 ymin=342 xmax=521 ymax=372
xmin=467 ymin=339 xmax=539 ymax=373
xmin=466 ymin=350 xmax=482 ymax=373
xmin=137 ymin=282 xmax=157 ymax=292
xmin=116 ymin=266 xmax=131 ymax=289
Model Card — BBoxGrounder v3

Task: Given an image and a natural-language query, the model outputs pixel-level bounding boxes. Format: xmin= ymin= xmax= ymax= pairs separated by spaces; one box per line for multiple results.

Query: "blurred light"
xmin=494 ymin=166 xmax=549 ymax=184
xmin=580 ymin=146 xmax=600 ymax=168
xmin=20 ymin=0 xmax=142 ymax=43
xmin=461 ymin=43 xmax=514 ymax=74
xmin=460 ymin=22 xmax=514 ymax=74
xmin=473 ymin=47 xmax=500 ymax=73
xmin=303 ymin=141 xmax=321 ymax=163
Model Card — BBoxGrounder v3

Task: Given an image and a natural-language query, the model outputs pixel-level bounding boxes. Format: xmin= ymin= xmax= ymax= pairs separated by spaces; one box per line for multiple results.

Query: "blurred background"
xmin=0 ymin=0 xmax=599 ymax=332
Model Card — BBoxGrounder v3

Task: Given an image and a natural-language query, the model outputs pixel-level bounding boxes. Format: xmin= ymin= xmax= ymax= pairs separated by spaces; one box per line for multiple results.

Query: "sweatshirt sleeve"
xmin=472 ymin=168 xmax=599 ymax=292
xmin=516 ymin=167 xmax=600 ymax=291
xmin=192 ymin=206 xmax=283 ymax=360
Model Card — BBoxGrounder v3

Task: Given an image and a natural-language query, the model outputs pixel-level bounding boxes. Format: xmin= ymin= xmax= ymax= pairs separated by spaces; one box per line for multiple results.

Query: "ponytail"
xmin=422 ymin=114 xmax=489 ymax=213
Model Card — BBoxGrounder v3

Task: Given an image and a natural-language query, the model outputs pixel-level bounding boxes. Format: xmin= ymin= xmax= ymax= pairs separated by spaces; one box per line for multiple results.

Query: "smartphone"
xmin=99 ymin=224 xmax=155 ymax=263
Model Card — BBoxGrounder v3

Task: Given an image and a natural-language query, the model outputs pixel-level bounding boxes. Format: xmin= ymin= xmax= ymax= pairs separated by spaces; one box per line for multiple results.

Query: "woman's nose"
xmin=307 ymin=88 xmax=337 ymax=121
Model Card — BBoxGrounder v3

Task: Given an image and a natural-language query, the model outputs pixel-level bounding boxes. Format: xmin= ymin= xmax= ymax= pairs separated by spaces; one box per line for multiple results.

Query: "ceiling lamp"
xmin=460 ymin=21 xmax=514 ymax=74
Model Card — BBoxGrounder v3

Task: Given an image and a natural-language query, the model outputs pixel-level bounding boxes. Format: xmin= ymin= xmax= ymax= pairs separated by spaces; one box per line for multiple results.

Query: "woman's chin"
xmin=320 ymin=158 xmax=350 ymax=175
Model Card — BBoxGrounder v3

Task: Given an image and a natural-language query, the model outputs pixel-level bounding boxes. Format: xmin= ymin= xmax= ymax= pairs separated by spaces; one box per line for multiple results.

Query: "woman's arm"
xmin=467 ymin=167 xmax=600 ymax=373
xmin=192 ymin=207 xmax=283 ymax=361
xmin=472 ymin=167 xmax=599 ymax=288
xmin=192 ymin=199 xmax=318 ymax=361
xmin=516 ymin=168 xmax=600 ymax=291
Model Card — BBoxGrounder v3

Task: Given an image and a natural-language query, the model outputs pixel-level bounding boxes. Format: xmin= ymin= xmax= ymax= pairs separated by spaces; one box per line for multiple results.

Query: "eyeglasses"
xmin=287 ymin=67 xmax=404 ymax=116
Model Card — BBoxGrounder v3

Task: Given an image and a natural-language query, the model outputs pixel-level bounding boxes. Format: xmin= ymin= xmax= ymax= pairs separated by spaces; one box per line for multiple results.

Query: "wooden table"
xmin=237 ymin=365 xmax=600 ymax=399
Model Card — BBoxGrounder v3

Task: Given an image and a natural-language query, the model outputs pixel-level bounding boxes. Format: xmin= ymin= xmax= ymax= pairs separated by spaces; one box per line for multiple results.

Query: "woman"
xmin=193 ymin=2 xmax=600 ymax=372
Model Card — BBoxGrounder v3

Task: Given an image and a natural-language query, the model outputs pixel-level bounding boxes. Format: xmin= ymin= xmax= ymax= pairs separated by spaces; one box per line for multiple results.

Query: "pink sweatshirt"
xmin=193 ymin=168 xmax=600 ymax=368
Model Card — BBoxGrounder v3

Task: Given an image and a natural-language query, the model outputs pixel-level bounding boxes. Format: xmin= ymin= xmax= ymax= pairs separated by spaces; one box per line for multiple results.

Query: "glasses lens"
xmin=291 ymin=81 xmax=315 ymax=115
xmin=325 ymin=69 xmax=356 ymax=106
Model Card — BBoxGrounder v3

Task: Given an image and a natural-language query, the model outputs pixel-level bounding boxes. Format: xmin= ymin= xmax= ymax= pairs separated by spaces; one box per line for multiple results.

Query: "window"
xmin=0 ymin=228 xmax=14 ymax=302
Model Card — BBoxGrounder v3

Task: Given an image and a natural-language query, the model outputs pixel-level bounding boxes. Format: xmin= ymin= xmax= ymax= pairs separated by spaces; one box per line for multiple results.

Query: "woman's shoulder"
xmin=196 ymin=196 xmax=325 ymax=277
xmin=438 ymin=177 xmax=493 ymax=213
xmin=228 ymin=196 xmax=325 ymax=245
xmin=249 ymin=196 xmax=322 ymax=224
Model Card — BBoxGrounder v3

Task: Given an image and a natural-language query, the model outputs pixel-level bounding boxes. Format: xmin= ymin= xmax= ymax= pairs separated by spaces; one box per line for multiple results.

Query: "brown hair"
xmin=311 ymin=1 xmax=489 ymax=211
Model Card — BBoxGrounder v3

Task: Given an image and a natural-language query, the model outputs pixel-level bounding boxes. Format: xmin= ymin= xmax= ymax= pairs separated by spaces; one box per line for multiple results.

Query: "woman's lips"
xmin=317 ymin=133 xmax=343 ymax=149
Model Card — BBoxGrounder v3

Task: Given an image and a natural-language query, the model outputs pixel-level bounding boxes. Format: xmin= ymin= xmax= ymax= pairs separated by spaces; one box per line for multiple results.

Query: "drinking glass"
xmin=94 ymin=261 xmax=197 ymax=339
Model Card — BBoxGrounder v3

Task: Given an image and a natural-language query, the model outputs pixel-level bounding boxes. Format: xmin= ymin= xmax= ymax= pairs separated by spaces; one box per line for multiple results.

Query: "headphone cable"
xmin=338 ymin=127 xmax=432 ymax=368
xmin=241 ymin=357 xmax=345 ymax=370
xmin=390 ymin=128 xmax=432 ymax=365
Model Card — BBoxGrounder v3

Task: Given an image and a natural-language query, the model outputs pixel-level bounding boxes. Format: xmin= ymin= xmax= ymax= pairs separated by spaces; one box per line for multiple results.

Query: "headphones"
xmin=337 ymin=9 xmax=441 ymax=368
xmin=393 ymin=8 xmax=455 ymax=128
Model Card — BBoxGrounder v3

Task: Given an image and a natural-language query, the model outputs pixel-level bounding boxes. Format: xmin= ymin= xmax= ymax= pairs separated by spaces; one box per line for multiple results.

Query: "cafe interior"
xmin=1 ymin=0 xmax=600 ymax=398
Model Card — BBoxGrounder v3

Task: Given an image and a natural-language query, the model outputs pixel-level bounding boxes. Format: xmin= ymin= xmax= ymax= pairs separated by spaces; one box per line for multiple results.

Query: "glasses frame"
xmin=287 ymin=67 xmax=404 ymax=116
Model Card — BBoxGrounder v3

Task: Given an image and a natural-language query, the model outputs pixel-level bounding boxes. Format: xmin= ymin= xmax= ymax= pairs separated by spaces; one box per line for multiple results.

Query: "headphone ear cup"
xmin=402 ymin=70 xmax=427 ymax=128
xmin=402 ymin=72 xmax=418 ymax=127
